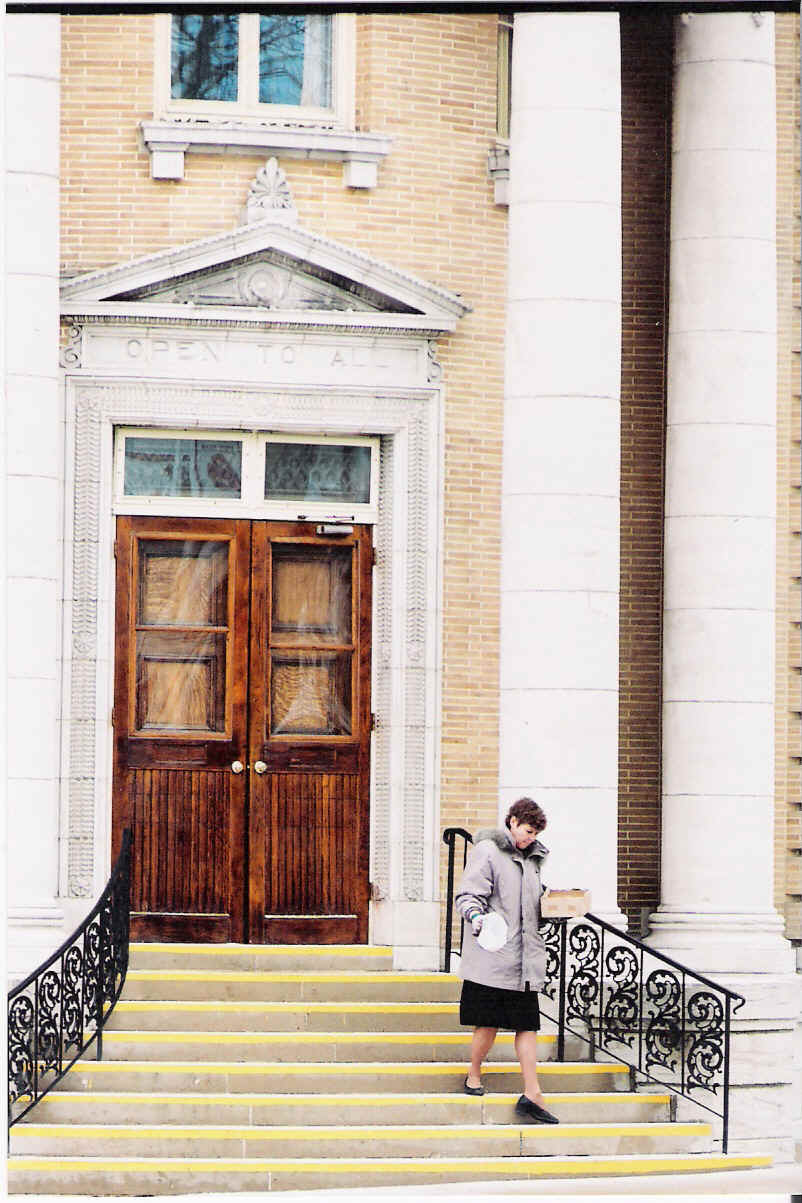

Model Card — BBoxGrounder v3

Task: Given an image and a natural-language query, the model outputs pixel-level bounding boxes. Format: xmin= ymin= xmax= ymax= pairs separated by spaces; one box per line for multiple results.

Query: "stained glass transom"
xmin=124 ymin=438 xmax=242 ymax=499
xmin=265 ymin=442 xmax=371 ymax=505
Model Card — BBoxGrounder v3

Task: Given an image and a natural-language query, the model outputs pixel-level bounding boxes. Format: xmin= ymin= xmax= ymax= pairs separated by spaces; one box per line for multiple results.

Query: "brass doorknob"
xmin=254 ymin=760 xmax=267 ymax=775
xmin=231 ymin=760 xmax=245 ymax=774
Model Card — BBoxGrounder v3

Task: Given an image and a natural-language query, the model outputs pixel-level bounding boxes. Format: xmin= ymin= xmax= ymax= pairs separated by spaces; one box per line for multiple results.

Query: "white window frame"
xmin=153 ymin=12 xmax=355 ymax=129
xmin=113 ymin=428 xmax=379 ymax=523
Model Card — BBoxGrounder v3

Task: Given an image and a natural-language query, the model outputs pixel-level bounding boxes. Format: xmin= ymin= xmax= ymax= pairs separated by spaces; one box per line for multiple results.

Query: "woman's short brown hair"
xmin=505 ymin=797 xmax=547 ymax=833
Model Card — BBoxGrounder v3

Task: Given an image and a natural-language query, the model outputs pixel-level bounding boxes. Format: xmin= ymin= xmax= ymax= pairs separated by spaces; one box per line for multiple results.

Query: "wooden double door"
xmin=111 ymin=516 xmax=372 ymax=944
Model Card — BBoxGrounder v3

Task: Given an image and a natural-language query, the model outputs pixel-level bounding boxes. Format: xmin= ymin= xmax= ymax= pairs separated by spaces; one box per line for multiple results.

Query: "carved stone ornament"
xmin=244 ymin=157 xmax=298 ymax=226
xmin=60 ymin=319 xmax=83 ymax=368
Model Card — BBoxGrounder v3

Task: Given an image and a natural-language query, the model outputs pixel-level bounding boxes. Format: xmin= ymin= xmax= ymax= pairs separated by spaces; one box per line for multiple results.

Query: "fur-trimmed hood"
xmin=474 ymin=827 xmax=549 ymax=865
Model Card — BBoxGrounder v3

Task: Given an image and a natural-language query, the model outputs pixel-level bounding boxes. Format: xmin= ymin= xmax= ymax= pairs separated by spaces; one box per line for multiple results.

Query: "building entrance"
xmin=111 ymin=516 xmax=372 ymax=944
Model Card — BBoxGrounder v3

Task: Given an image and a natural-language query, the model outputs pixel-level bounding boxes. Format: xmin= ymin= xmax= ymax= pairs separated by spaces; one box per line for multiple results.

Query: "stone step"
xmin=29 ymin=1090 xmax=673 ymax=1127
xmin=11 ymin=1120 xmax=712 ymax=1159
xmin=108 ymin=999 xmax=467 ymax=1033
xmin=128 ymin=943 xmax=394 ymax=973
xmin=95 ymin=1029 xmax=556 ymax=1063
xmin=7 ymin=1152 xmax=773 ymax=1194
xmin=59 ymin=1059 xmax=632 ymax=1095
xmin=123 ymin=969 xmax=461 ymax=1003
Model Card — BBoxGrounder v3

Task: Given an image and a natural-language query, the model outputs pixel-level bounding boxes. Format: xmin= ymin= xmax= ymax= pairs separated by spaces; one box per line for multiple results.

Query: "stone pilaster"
xmin=5 ymin=14 xmax=65 ymax=980
xmin=499 ymin=13 xmax=625 ymax=925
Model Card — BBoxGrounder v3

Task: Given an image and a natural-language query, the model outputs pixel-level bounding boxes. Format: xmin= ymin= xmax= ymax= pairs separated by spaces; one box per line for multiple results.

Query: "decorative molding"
xmin=141 ymin=119 xmax=392 ymax=188
xmin=60 ymin=219 xmax=471 ymax=324
xmin=487 ymin=144 xmax=510 ymax=208
xmin=243 ymin=158 xmax=298 ymax=226
xmin=65 ymin=373 xmax=439 ymax=907
xmin=60 ymin=319 xmax=83 ymax=368
xmin=426 ymin=341 xmax=443 ymax=384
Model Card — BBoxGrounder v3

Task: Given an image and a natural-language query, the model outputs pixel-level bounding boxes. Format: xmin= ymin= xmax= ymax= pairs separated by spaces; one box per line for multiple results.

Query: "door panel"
xmin=249 ymin=523 xmax=372 ymax=944
xmin=112 ymin=517 xmax=251 ymax=943
xmin=112 ymin=516 xmax=372 ymax=944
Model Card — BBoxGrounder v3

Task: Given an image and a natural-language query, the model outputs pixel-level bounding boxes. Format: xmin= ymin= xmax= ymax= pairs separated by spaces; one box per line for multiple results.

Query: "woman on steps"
xmin=454 ymin=797 xmax=559 ymax=1125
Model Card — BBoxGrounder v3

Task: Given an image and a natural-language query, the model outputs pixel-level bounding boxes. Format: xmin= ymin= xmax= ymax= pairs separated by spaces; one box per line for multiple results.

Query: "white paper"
xmin=476 ymin=910 xmax=508 ymax=951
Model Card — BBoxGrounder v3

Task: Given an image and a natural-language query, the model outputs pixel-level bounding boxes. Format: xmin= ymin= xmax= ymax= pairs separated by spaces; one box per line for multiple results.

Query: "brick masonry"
xmin=617 ymin=13 xmax=672 ymax=929
xmin=775 ymin=13 xmax=801 ymax=943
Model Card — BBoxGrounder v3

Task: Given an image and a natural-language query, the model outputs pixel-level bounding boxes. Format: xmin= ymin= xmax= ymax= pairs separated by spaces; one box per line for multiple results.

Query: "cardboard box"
xmin=540 ymin=888 xmax=592 ymax=918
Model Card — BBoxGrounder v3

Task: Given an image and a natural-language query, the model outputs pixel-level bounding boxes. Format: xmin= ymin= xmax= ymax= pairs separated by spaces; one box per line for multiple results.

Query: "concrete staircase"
xmin=8 ymin=943 xmax=771 ymax=1194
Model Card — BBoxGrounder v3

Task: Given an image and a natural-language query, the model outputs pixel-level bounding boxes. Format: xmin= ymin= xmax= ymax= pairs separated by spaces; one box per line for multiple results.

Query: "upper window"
xmin=156 ymin=12 xmax=348 ymax=125
xmin=496 ymin=16 xmax=513 ymax=141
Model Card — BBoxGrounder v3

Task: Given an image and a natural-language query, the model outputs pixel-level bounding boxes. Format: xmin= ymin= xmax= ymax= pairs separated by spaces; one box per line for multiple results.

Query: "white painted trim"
xmin=112 ymin=428 xmax=380 ymax=522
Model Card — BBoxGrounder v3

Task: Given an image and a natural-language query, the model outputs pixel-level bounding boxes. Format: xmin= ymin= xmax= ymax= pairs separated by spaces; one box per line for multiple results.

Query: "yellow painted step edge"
xmin=126 ymin=970 xmax=456 ymax=982
xmin=45 ymin=1090 xmax=662 ymax=1105
xmin=115 ymin=1001 xmax=459 ymax=1012
xmin=17 ymin=1122 xmax=711 ymax=1139
xmin=130 ymin=944 xmax=392 ymax=956
xmin=69 ymin=1061 xmax=626 ymax=1075
xmin=101 ymin=1031 xmax=555 ymax=1044
xmin=8 ymin=1154 xmax=773 ymax=1175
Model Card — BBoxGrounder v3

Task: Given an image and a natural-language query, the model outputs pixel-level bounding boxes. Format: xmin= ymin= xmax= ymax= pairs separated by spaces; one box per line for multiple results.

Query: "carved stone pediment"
xmin=112 ymin=249 xmax=410 ymax=313
xmin=61 ymin=219 xmax=470 ymax=332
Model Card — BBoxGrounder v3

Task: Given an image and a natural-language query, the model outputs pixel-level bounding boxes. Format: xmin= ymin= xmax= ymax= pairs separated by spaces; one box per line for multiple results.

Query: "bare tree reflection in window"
xmin=171 ymin=14 xmax=239 ymax=101
xmin=259 ymin=15 xmax=331 ymax=107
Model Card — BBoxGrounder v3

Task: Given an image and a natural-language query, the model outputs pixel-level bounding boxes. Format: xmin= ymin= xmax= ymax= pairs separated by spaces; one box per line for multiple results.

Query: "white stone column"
xmin=499 ymin=13 xmax=625 ymax=924
xmin=5 ymin=14 xmax=64 ymax=980
xmin=650 ymin=12 xmax=799 ymax=1161
xmin=651 ymin=10 xmax=793 ymax=976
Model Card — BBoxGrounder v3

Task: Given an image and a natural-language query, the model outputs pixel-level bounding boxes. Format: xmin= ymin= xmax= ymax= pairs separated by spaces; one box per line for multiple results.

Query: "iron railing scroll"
xmin=442 ymin=826 xmax=745 ymax=1154
xmin=7 ymin=828 xmax=133 ymax=1132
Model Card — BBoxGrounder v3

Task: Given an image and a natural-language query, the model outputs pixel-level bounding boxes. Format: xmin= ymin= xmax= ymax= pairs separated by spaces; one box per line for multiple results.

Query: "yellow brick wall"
xmin=59 ymin=13 xmax=508 ymax=868
xmin=775 ymin=13 xmax=802 ymax=940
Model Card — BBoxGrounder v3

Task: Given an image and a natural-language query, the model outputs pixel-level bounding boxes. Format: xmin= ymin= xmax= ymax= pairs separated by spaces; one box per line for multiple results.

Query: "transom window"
xmin=114 ymin=430 xmax=379 ymax=522
xmin=157 ymin=12 xmax=344 ymax=123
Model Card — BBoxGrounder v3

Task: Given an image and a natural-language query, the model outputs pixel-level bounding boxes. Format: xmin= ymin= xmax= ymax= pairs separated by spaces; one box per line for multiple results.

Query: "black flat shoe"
xmin=515 ymin=1094 xmax=559 ymax=1123
xmin=463 ymin=1077 xmax=485 ymax=1096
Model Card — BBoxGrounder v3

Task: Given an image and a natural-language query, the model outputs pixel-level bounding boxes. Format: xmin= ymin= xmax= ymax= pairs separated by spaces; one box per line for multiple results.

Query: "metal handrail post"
xmin=722 ymin=993 xmax=732 ymax=1155
xmin=557 ymin=919 xmax=568 ymax=1062
xmin=443 ymin=831 xmax=456 ymax=971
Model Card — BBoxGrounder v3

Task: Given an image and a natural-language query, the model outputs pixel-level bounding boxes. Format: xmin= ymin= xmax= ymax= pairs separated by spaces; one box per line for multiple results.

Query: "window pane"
xmin=124 ymin=438 xmax=242 ymax=499
xmin=136 ymin=631 xmax=226 ymax=732
xmin=271 ymin=545 xmax=352 ymax=646
xmin=271 ymin=651 xmax=351 ymax=735
xmin=171 ymin=14 xmax=239 ymax=101
xmin=265 ymin=443 xmax=370 ymax=505
xmin=137 ymin=540 xmax=229 ymax=627
xmin=258 ymin=14 xmax=331 ymax=107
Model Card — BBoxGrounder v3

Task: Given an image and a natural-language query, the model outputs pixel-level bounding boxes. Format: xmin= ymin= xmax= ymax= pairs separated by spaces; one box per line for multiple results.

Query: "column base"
xmin=647 ymin=908 xmax=796 ymax=974
xmin=7 ymin=903 xmax=66 ymax=986
xmin=371 ymin=899 xmax=441 ymax=971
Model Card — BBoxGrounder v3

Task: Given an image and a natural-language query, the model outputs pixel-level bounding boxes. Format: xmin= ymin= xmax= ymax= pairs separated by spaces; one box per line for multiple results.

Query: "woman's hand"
xmin=468 ymin=912 xmax=485 ymax=935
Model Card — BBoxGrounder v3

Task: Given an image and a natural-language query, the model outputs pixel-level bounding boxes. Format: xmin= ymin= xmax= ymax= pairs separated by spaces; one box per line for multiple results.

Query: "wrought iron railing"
xmin=443 ymin=826 xmax=745 ymax=1154
xmin=7 ymin=829 xmax=133 ymax=1131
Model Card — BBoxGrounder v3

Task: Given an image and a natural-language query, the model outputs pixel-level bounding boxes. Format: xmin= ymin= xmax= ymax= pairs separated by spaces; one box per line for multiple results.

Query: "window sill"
xmin=141 ymin=118 xmax=392 ymax=189
xmin=488 ymin=142 xmax=510 ymax=207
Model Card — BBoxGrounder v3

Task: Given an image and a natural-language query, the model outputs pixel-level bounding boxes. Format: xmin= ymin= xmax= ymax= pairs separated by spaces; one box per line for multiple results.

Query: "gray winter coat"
xmin=454 ymin=827 xmax=548 ymax=992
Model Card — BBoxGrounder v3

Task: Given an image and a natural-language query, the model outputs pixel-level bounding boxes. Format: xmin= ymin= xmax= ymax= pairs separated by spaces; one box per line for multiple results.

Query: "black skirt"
xmin=459 ymin=978 xmax=541 ymax=1032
